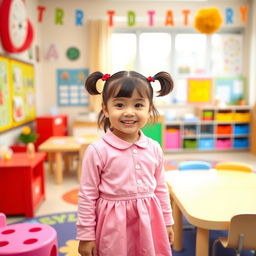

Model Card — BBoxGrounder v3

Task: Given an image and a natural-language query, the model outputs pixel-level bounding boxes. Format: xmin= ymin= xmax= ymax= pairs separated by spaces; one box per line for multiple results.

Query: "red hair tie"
xmin=102 ymin=74 xmax=111 ymax=81
xmin=147 ymin=76 xmax=155 ymax=82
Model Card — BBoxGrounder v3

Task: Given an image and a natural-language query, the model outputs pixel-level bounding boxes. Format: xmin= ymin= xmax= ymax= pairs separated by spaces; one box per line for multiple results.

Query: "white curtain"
xmin=88 ymin=20 xmax=112 ymax=112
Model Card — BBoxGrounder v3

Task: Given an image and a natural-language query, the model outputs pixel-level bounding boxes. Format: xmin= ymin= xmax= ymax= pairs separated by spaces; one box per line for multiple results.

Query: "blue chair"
xmin=178 ymin=160 xmax=211 ymax=171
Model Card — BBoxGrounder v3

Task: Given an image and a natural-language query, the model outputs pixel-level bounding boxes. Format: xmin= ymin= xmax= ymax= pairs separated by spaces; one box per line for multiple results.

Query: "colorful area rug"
xmin=18 ymin=212 xmax=254 ymax=256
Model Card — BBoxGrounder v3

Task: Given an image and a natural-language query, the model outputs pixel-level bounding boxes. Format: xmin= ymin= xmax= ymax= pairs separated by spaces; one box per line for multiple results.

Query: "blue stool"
xmin=178 ymin=160 xmax=211 ymax=171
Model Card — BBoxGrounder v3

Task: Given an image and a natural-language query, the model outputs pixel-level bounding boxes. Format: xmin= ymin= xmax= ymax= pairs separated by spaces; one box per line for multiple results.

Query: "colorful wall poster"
xmin=214 ymin=77 xmax=245 ymax=105
xmin=187 ymin=78 xmax=212 ymax=104
xmin=0 ymin=57 xmax=36 ymax=133
xmin=57 ymin=69 xmax=89 ymax=106
xmin=11 ymin=60 xmax=36 ymax=127
xmin=0 ymin=56 xmax=12 ymax=132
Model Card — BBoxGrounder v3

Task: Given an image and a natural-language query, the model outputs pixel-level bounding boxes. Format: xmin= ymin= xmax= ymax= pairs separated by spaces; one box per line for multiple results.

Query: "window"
xmin=175 ymin=34 xmax=207 ymax=76
xmin=111 ymin=33 xmax=137 ymax=72
xmin=139 ymin=33 xmax=172 ymax=76
xmin=111 ymin=31 xmax=243 ymax=105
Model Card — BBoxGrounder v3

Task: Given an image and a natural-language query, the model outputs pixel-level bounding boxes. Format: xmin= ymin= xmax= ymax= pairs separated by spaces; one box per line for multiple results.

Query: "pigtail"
xmin=85 ymin=71 xmax=104 ymax=95
xmin=153 ymin=71 xmax=174 ymax=96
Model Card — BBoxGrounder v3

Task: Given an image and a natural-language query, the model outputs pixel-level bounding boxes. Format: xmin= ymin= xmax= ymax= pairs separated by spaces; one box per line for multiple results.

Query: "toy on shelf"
xmin=0 ymin=145 xmax=13 ymax=160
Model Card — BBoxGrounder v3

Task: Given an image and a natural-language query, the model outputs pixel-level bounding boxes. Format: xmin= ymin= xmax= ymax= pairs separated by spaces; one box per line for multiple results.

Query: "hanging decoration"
xmin=35 ymin=5 xmax=247 ymax=28
xmin=45 ymin=43 xmax=59 ymax=61
xmin=194 ymin=7 xmax=223 ymax=34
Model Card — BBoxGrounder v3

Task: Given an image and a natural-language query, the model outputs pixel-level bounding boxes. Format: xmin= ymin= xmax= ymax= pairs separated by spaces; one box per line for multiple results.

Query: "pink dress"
xmin=76 ymin=130 xmax=174 ymax=256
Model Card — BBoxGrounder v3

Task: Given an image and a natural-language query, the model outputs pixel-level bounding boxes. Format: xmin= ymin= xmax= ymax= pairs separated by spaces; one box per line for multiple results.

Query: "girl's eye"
xmin=135 ymin=103 xmax=143 ymax=108
xmin=115 ymin=103 xmax=123 ymax=108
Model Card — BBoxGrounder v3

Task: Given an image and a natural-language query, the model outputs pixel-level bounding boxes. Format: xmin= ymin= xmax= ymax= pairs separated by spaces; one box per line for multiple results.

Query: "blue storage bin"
xmin=234 ymin=124 xmax=249 ymax=135
xmin=199 ymin=138 xmax=214 ymax=150
xmin=233 ymin=138 xmax=249 ymax=149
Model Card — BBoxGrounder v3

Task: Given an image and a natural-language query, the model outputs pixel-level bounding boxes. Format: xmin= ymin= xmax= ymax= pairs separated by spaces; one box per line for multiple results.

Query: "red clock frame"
xmin=0 ymin=0 xmax=34 ymax=53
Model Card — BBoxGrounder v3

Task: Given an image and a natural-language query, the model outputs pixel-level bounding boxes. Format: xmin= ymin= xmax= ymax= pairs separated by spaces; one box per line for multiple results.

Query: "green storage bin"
xmin=142 ymin=122 xmax=162 ymax=147
xmin=183 ymin=139 xmax=198 ymax=149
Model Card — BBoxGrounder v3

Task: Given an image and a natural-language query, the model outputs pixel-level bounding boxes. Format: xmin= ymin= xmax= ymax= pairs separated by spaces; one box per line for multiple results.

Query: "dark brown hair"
xmin=85 ymin=71 xmax=174 ymax=132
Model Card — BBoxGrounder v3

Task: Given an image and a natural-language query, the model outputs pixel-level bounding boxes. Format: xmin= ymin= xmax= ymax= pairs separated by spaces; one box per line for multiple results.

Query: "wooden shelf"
xmin=164 ymin=106 xmax=251 ymax=152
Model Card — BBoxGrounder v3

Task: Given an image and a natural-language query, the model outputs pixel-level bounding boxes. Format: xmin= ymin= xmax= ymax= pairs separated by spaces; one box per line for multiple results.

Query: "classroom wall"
xmin=0 ymin=0 xmax=255 ymax=146
xmin=37 ymin=0 xmax=252 ymax=125
xmin=0 ymin=0 xmax=41 ymax=145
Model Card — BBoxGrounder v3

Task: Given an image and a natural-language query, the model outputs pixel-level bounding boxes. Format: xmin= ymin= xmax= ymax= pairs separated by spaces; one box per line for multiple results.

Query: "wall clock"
xmin=0 ymin=0 xmax=34 ymax=53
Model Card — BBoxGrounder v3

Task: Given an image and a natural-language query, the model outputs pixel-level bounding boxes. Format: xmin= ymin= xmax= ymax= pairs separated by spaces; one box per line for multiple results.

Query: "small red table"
xmin=0 ymin=152 xmax=46 ymax=217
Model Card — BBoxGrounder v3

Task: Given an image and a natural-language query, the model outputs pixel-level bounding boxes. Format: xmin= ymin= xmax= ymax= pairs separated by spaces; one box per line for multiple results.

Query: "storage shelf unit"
xmin=35 ymin=115 xmax=68 ymax=149
xmin=251 ymin=104 xmax=256 ymax=155
xmin=164 ymin=106 xmax=251 ymax=152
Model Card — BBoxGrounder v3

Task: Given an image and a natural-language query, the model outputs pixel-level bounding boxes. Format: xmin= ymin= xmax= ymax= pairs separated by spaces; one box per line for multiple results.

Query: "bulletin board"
xmin=187 ymin=78 xmax=212 ymax=104
xmin=0 ymin=56 xmax=12 ymax=132
xmin=0 ymin=56 xmax=36 ymax=133
xmin=214 ymin=77 xmax=245 ymax=105
xmin=57 ymin=69 xmax=89 ymax=106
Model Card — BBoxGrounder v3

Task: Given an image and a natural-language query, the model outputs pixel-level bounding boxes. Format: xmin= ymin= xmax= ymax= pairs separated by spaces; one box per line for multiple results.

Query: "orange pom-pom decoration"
xmin=194 ymin=7 xmax=223 ymax=34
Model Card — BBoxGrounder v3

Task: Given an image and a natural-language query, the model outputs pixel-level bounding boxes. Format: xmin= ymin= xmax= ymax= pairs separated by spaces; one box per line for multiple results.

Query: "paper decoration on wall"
xmin=55 ymin=8 xmax=64 ymax=25
xmin=66 ymin=47 xmax=80 ymax=60
xmin=11 ymin=60 xmax=36 ymax=124
xmin=57 ymin=69 xmax=89 ymax=106
xmin=37 ymin=5 xmax=46 ymax=22
xmin=75 ymin=9 xmax=84 ymax=26
xmin=214 ymin=77 xmax=245 ymax=105
xmin=223 ymin=35 xmax=242 ymax=74
xmin=128 ymin=11 xmax=136 ymax=27
xmin=187 ymin=78 xmax=212 ymax=104
xmin=0 ymin=57 xmax=36 ymax=133
xmin=148 ymin=11 xmax=155 ymax=26
xmin=194 ymin=8 xmax=223 ymax=34
xmin=45 ymin=43 xmax=59 ymax=61
xmin=0 ymin=56 xmax=12 ymax=132
xmin=35 ymin=6 xmax=248 ymax=28
xmin=35 ymin=45 xmax=40 ymax=62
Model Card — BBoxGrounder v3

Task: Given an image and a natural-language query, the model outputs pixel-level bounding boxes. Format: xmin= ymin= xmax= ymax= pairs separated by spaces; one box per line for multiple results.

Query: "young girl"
xmin=76 ymin=71 xmax=174 ymax=256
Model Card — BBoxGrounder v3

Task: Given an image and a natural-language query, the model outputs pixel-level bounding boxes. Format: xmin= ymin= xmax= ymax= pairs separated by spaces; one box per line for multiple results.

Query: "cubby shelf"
xmin=164 ymin=106 xmax=251 ymax=152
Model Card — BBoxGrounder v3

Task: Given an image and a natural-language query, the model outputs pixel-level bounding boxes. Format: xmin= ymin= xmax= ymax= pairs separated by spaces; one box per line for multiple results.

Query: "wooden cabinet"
xmin=35 ymin=115 xmax=68 ymax=149
xmin=251 ymin=104 xmax=256 ymax=154
xmin=164 ymin=106 xmax=251 ymax=152
xmin=0 ymin=153 xmax=46 ymax=217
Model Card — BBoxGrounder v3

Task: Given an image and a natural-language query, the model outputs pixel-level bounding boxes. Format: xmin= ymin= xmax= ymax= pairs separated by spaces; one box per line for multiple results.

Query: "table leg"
xmin=172 ymin=200 xmax=183 ymax=251
xmin=196 ymin=228 xmax=209 ymax=256
xmin=55 ymin=152 xmax=63 ymax=184
xmin=48 ymin=152 xmax=54 ymax=174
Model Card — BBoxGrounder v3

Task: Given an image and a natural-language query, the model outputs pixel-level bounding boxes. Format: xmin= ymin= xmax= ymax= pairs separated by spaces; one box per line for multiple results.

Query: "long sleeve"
xmin=154 ymin=143 xmax=174 ymax=226
xmin=76 ymin=144 xmax=102 ymax=241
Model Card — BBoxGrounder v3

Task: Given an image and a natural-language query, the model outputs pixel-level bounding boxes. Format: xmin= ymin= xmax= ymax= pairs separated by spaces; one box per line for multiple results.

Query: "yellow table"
xmin=38 ymin=135 xmax=98 ymax=184
xmin=165 ymin=170 xmax=256 ymax=256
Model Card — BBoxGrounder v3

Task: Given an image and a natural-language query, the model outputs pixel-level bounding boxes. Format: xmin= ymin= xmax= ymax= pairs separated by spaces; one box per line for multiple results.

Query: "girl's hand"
xmin=166 ymin=225 xmax=174 ymax=245
xmin=78 ymin=240 xmax=97 ymax=256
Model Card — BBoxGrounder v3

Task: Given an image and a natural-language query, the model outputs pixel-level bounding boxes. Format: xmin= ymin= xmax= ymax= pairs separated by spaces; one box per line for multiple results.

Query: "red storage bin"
xmin=216 ymin=125 xmax=232 ymax=135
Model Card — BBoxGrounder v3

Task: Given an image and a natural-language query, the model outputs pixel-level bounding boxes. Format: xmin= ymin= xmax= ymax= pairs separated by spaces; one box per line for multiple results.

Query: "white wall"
xmin=1 ymin=0 xmax=254 ymax=146
xmin=38 ymin=0 xmax=250 ymax=117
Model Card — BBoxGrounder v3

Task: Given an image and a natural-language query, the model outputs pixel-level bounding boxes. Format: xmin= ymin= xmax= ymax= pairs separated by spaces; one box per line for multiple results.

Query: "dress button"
xmin=135 ymin=164 xmax=140 ymax=169
xmin=137 ymin=179 xmax=142 ymax=185
xmin=133 ymin=149 xmax=138 ymax=154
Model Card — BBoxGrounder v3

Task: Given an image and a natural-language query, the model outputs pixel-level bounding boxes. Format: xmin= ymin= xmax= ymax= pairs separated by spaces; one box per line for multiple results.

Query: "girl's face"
xmin=102 ymin=89 xmax=151 ymax=143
